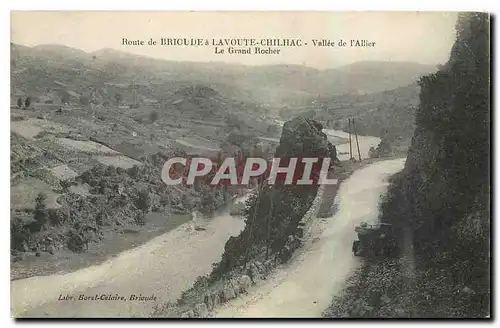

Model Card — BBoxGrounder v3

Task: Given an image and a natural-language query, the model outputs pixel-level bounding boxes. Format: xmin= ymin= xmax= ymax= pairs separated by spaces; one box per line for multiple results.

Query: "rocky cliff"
xmin=394 ymin=12 xmax=490 ymax=316
xmin=215 ymin=117 xmax=332 ymax=273
xmin=325 ymin=12 xmax=490 ymax=318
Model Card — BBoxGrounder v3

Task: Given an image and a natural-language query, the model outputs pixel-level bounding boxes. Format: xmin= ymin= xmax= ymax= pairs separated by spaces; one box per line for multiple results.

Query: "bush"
xmin=67 ymin=230 xmax=85 ymax=253
xmin=60 ymin=91 xmax=70 ymax=104
xmin=48 ymin=209 xmax=66 ymax=226
xmin=24 ymin=97 xmax=31 ymax=108
xmin=11 ymin=216 xmax=29 ymax=251
xmin=136 ymin=189 xmax=151 ymax=212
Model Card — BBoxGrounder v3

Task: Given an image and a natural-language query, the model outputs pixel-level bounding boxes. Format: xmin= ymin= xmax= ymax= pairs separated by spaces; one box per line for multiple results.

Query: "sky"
xmin=11 ymin=11 xmax=458 ymax=69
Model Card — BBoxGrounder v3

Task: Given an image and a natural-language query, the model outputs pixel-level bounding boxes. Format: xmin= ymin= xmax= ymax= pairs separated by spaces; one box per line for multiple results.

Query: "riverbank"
xmin=10 ymin=212 xmax=193 ymax=281
xmin=11 ymin=193 xmax=249 ymax=317
xmin=10 ymin=193 xmax=246 ymax=281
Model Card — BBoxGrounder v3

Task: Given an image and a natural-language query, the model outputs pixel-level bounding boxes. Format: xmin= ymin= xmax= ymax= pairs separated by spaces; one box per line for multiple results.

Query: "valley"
xmin=10 ymin=41 xmax=436 ymax=318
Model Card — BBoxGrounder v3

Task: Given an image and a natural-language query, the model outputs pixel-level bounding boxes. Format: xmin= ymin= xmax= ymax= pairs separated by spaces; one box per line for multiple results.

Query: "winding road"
xmin=11 ymin=128 xmax=390 ymax=318
xmin=215 ymin=158 xmax=406 ymax=318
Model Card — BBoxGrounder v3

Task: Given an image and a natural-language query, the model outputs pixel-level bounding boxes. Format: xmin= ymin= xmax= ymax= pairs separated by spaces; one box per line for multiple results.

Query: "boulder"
xmin=220 ymin=286 xmax=236 ymax=303
xmin=224 ymin=286 xmax=236 ymax=300
xmin=247 ymin=264 xmax=261 ymax=283
xmin=238 ymin=275 xmax=252 ymax=293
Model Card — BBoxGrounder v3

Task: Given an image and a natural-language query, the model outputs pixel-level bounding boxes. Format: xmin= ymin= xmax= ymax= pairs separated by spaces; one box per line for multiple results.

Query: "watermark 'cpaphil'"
xmin=161 ymin=156 xmax=338 ymax=187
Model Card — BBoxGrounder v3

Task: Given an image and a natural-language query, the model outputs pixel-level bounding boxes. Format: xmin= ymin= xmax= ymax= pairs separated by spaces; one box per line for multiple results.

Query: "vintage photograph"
xmin=10 ymin=11 xmax=490 ymax=318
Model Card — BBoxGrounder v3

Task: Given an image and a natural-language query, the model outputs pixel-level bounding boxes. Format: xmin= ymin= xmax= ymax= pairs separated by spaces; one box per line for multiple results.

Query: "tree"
xmin=24 ymin=97 xmax=31 ymax=108
xmin=67 ymin=229 xmax=86 ymax=252
xmin=17 ymin=97 xmax=22 ymax=109
xmin=35 ymin=192 xmax=47 ymax=209
xmin=60 ymin=91 xmax=70 ymax=104
xmin=60 ymin=180 xmax=73 ymax=192
xmin=136 ymin=189 xmax=151 ymax=212
xmin=33 ymin=192 xmax=47 ymax=229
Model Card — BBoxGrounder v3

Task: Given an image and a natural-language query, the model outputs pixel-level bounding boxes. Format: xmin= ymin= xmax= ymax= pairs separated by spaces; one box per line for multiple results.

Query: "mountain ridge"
xmin=11 ymin=42 xmax=438 ymax=109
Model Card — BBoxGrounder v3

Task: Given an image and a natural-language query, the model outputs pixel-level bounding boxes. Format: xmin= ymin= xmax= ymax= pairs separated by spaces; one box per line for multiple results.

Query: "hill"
xmin=10 ymin=41 xmax=437 ymax=279
xmin=11 ymin=43 xmax=436 ymax=109
xmin=280 ymin=83 xmax=422 ymax=155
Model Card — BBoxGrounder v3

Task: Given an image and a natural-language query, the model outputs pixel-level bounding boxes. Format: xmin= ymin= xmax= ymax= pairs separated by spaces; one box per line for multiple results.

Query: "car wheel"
xmin=352 ymin=241 xmax=361 ymax=256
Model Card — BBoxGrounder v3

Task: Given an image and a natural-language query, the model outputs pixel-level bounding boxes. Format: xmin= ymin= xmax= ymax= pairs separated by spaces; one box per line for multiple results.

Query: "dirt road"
xmin=215 ymin=158 xmax=406 ymax=318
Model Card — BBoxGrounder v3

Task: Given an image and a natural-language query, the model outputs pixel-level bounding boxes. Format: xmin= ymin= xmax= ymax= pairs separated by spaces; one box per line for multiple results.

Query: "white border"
xmin=4 ymin=0 xmax=500 ymax=11
xmin=3 ymin=1 xmax=498 ymax=327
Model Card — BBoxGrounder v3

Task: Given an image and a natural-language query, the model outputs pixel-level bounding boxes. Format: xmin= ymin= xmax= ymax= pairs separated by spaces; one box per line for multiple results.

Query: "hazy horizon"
xmin=11 ymin=11 xmax=458 ymax=69
xmin=10 ymin=40 xmax=445 ymax=70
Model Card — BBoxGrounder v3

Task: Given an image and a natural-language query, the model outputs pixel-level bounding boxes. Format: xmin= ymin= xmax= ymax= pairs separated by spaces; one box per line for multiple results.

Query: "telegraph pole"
xmin=353 ymin=118 xmax=362 ymax=161
xmin=348 ymin=118 xmax=353 ymax=160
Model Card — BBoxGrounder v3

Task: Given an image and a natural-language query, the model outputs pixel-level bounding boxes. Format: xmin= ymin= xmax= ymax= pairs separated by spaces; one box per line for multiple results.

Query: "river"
xmin=275 ymin=119 xmax=381 ymax=161
xmin=11 ymin=125 xmax=383 ymax=318
xmin=215 ymin=158 xmax=406 ymax=318
xmin=11 ymin=199 xmax=247 ymax=318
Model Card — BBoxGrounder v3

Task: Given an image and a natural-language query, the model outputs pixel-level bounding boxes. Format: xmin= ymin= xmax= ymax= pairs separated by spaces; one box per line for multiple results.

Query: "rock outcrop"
xmin=168 ymin=117 xmax=332 ymax=318
xmin=349 ymin=13 xmax=490 ymax=318
xmin=214 ymin=117 xmax=331 ymax=275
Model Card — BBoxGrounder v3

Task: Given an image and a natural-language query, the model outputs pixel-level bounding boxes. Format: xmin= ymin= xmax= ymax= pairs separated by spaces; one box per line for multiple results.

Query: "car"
xmin=352 ymin=222 xmax=398 ymax=257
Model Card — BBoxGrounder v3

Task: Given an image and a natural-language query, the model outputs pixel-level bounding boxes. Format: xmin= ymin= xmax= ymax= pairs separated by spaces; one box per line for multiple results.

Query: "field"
xmin=10 ymin=92 xmax=279 ymax=281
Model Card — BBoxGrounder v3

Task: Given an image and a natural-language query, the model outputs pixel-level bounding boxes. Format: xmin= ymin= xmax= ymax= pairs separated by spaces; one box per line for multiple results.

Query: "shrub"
xmin=136 ymin=189 xmax=151 ymax=212
xmin=11 ymin=216 xmax=29 ymax=251
xmin=24 ymin=97 xmax=31 ymax=108
xmin=67 ymin=230 xmax=85 ymax=253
